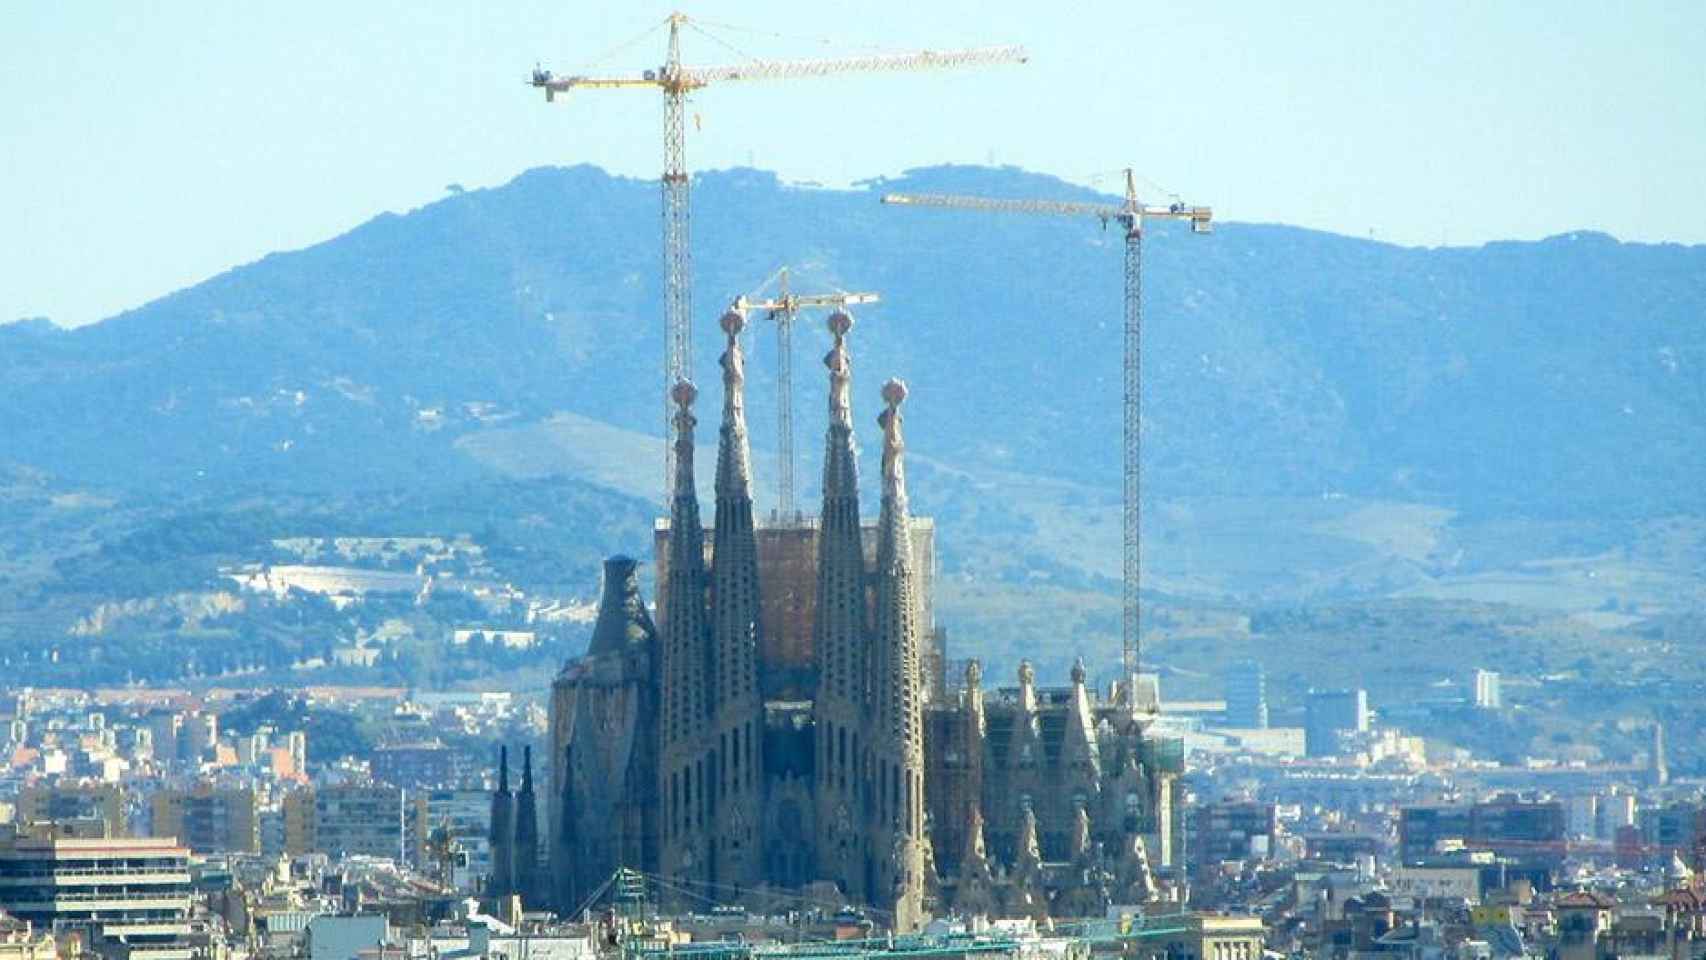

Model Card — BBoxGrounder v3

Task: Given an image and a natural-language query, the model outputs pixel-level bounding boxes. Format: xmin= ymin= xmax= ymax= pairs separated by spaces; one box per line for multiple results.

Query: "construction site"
xmin=497 ymin=9 xmax=1226 ymax=953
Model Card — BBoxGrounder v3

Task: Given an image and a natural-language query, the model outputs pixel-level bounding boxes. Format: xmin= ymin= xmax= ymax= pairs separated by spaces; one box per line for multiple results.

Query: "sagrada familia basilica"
xmin=488 ymin=307 xmax=1183 ymax=929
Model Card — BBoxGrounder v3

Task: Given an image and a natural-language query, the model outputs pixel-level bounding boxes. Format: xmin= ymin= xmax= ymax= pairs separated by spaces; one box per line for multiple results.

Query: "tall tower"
xmin=488 ymin=746 xmax=515 ymax=899
xmin=515 ymin=745 xmax=540 ymax=905
xmin=659 ymin=381 xmax=712 ymax=883
xmin=870 ymin=379 xmax=928 ymax=931
xmin=549 ymin=556 xmax=661 ymax=914
xmin=1651 ymin=722 xmax=1669 ymax=788
xmin=812 ymin=309 xmax=870 ymax=902
xmin=708 ymin=308 xmax=766 ymax=886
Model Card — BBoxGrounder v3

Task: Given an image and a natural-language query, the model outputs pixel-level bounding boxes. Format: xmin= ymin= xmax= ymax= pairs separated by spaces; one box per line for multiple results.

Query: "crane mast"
xmin=531 ymin=15 xmax=1025 ymax=501
xmin=1121 ymin=206 xmax=1143 ymax=700
xmin=734 ymin=267 xmax=879 ymax=520
xmin=881 ymin=171 xmax=1210 ymax=700
xmin=661 ymin=16 xmax=691 ymax=499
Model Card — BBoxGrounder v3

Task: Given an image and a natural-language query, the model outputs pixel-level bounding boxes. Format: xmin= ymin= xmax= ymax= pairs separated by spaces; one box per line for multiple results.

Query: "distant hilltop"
xmin=2 ymin=162 xmax=1700 ymax=526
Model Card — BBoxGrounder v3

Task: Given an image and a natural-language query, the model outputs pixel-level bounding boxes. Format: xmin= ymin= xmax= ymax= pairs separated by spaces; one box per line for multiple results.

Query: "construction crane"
xmin=530 ymin=14 xmax=1026 ymax=501
xmin=733 ymin=267 xmax=879 ymax=521
xmin=881 ymin=170 xmax=1210 ymax=703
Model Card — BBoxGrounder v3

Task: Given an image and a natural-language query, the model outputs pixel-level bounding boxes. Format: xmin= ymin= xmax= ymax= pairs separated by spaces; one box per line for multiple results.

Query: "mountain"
xmin=6 ymin=165 xmax=1702 ymax=517
xmin=3 ymin=164 xmax=1705 ymax=674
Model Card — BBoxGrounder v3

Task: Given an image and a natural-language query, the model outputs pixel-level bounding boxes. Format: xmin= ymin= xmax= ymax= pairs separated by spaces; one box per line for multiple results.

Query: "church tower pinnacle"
xmin=660 ymin=380 xmax=711 ymax=882
xmin=709 ymin=308 xmax=766 ymax=885
xmin=872 ymin=378 xmax=927 ymax=931
xmin=812 ymin=309 xmax=869 ymax=901
xmin=515 ymin=745 xmax=540 ymax=905
xmin=489 ymin=745 xmax=515 ymax=898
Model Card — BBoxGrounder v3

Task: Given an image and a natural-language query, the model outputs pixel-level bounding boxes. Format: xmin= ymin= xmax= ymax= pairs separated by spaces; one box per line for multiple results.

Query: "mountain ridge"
xmin=3 ymin=162 xmax=1703 ymax=555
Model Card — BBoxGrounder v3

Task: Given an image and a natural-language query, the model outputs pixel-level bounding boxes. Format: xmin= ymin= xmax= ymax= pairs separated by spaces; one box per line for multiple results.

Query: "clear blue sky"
xmin=5 ymin=1 xmax=1703 ymax=327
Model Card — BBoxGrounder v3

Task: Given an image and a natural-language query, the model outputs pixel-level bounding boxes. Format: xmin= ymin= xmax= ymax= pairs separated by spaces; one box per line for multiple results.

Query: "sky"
xmin=4 ymin=1 xmax=1704 ymax=327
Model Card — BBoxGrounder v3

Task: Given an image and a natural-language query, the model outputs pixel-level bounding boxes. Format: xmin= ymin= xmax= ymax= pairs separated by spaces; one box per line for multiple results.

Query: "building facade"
xmin=283 ymin=786 xmax=407 ymax=861
xmin=1223 ymin=661 xmax=1268 ymax=729
xmin=1399 ymin=798 xmax=1566 ymax=865
xmin=1473 ymin=669 xmax=1502 ymax=709
xmin=1304 ymin=689 xmax=1369 ymax=758
xmin=0 ymin=823 xmax=201 ymax=958
xmin=16 ymin=784 xmax=126 ymax=837
xmin=1189 ymin=801 xmax=1277 ymax=873
xmin=149 ymin=786 xmax=258 ymax=853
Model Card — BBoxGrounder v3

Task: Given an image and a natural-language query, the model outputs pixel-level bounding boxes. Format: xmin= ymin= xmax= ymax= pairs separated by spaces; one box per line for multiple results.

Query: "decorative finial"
xmin=882 ymin=377 xmax=908 ymax=408
xmin=825 ymin=312 xmax=854 ymax=426
xmin=721 ymin=316 xmax=746 ymax=396
xmin=1071 ymin=656 xmax=1087 ymax=686
xmin=965 ymin=659 xmax=982 ymax=689
xmin=671 ymin=380 xmax=698 ymax=496
xmin=1018 ymin=660 xmax=1035 ymax=687
xmin=879 ymin=378 xmax=908 ymax=493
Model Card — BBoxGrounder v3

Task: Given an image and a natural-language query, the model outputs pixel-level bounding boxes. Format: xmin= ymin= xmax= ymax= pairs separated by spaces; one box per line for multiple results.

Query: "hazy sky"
xmin=5 ymin=1 xmax=1703 ymax=327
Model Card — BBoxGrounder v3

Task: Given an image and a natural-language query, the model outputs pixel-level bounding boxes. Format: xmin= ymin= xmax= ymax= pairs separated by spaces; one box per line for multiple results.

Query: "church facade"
xmin=524 ymin=307 xmax=1181 ymax=928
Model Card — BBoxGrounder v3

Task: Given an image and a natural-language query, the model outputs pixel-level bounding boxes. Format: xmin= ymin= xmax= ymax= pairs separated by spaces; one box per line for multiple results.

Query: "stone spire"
xmin=1117 ymin=832 xmax=1158 ymax=904
xmin=960 ymin=806 xmax=995 ymax=880
xmin=489 ymin=746 xmax=515 ymax=898
xmin=954 ymin=806 xmax=998 ymax=917
xmin=811 ymin=310 xmax=869 ymax=900
xmin=874 ymin=379 xmax=922 ymax=755
xmin=872 ymin=378 xmax=927 ymax=932
xmin=515 ymin=745 xmax=540 ymax=905
xmin=1014 ymin=804 xmax=1045 ymax=882
xmin=660 ymin=380 xmax=711 ymax=881
xmin=959 ymin=660 xmax=987 ymax=867
xmin=1007 ymin=661 xmax=1043 ymax=774
xmin=714 ymin=308 xmax=756 ymax=505
xmin=709 ymin=308 xmax=765 ymax=886
xmin=1071 ymin=802 xmax=1095 ymax=864
xmin=814 ymin=310 xmax=865 ymax=707
xmin=1009 ymin=804 xmax=1046 ymax=917
xmin=1064 ymin=656 xmax=1102 ymax=784
xmin=1018 ymin=660 xmax=1038 ymax=711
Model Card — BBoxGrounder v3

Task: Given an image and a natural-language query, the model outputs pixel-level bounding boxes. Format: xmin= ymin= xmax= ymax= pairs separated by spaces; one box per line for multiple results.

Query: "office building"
xmin=16 ymin=784 xmax=126 ymax=836
xmin=0 ymin=822 xmax=197 ymax=958
xmin=287 ymin=787 xmax=407 ymax=861
xmin=371 ymin=742 xmax=469 ymax=789
xmin=1223 ymin=660 xmax=1268 ymax=729
xmin=1305 ymin=689 xmax=1369 ymax=757
xmin=1472 ymin=669 xmax=1501 ymax=709
xmin=150 ymin=786 xmax=258 ymax=854
xmin=1191 ymin=800 xmax=1277 ymax=872
xmin=1399 ymin=798 xmax=1565 ymax=865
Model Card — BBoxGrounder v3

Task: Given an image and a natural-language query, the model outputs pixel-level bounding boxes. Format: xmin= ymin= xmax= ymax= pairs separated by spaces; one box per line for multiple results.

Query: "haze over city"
xmin=1 ymin=4 xmax=1705 ymax=959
